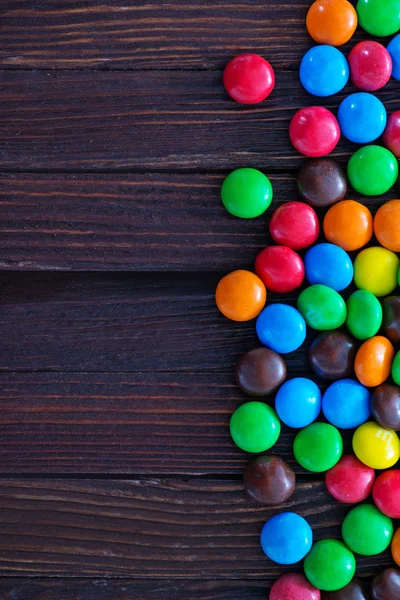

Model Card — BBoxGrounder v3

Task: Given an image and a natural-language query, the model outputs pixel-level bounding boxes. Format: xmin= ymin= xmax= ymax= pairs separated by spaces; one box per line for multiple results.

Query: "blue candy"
xmin=260 ymin=512 xmax=313 ymax=564
xmin=275 ymin=378 xmax=321 ymax=428
xmin=304 ymin=243 xmax=354 ymax=291
xmin=338 ymin=92 xmax=387 ymax=144
xmin=322 ymin=379 xmax=371 ymax=429
xmin=388 ymin=34 xmax=400 ymax=81
xmin=256 ymin=304 xmax=306 ymax=354
xmin=300 ymin=45 xmax=349 ymax=97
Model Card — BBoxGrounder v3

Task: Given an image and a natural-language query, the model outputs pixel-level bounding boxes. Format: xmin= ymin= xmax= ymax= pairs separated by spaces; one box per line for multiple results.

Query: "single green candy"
xmin=342 ymin=504 xmax=393 ymax=556
xmin=348 ymin=146 xmax=398 ymax=196
xmin=221 ymin=168 xmax=273 ymax=218
xmin=230 ymin=401 xmax=280 ymax=453
xmin=297 ymin=284 xmax=346 ymax=330
xmin=346 ymin=290 xmax=382 ymax=340
xmin=357 ymin=0 xmax=400 ymax=37
xmin=293 ymin=422 xmax=343 ymax=472
xmin=392 ymin=350 xmax=400 ymax=385
xmin=304 ymin=539 xmax=356 ymax=592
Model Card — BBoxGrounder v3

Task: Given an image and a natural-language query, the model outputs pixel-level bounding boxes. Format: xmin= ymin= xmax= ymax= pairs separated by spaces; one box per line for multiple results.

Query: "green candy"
xmin=392 ymin=350 xmax=400 ymax=385
xmin=342 ymin=504 xmax=393 ymax=556
xmin=346 ymin=290 xmax=382 ymax=340
xmin=230 ymin=401 xmax=280 ymax=453
xmin=348 ymin=146 xmax=398 ymax=196
xmin=293 ymin=422 xmax=343 ymax=472
xmin=304 ymin=539 xmax=356 ymax=592
xmin=221 ymin=168 xmax=273 ymax=218
xmin=357 ymin=0 xmax=400 ymax=36
xmin=297 ymin=284 xmax=346 ymax=330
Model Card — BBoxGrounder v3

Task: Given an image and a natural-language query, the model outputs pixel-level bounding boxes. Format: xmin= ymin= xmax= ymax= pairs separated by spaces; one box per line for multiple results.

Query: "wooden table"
xmin=0 ymin=2 xmax=396 ymax=597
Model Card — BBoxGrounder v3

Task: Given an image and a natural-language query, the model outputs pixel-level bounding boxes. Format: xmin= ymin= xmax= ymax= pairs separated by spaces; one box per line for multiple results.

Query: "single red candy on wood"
xmin=223 ymin=53 xmax=275 ymax=104
xmin=325 ymin=455 xmax=375 ymax=503
xmin=383 ymin=112 xmax=400 ymax=158
xmin=270 ymin=573 xmax=321 ymax=600
xmin=373 ymin=470 xmax=400 ymax=518
xmin=255 ymin=246 xmax=304 ymax=293
xmin=289 ymin=106 xmax=340 ymax=157
xmin=348 ymin=41 xmax=392 ymax=91
xmin=269 ymin=201 xmax=320 ymax=250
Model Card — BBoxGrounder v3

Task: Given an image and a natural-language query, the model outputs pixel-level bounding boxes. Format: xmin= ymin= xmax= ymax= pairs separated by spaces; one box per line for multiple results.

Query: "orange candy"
xmin=392 ymin=528 xmax=400 ymax=566
xmin=306 ymin=0 xmax=358 ymax=46
xmin=355 ymin=336 xmax=394 ymax=387
xmin=323 ymin=200 xmax=373 ymax=251
xmin=216 ymin=270 xmax=266 ymax=322
xmin=374 ymin=200 xmax=400 ymax=252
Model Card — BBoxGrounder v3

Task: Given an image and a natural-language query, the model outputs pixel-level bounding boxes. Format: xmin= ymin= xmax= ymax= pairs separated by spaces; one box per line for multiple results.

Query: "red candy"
xmin=289 ymin=106 xmax=341 ymax=157
xmin=373 ymin=470 xmax=400 ymax=518
xmin=348 ymin=41 xmax=392 ymax=91
xmin=255 ymin=246 xmax=305 ymax=293
xmin=270 ymin=573 xmax=321 ymax=600
xmin=223 ymin=53 xmax=275 ymax=104
xmin=325 ymin=455 xmax=375 ymax=504
xmin=269 ymin=202 xmax=320 ymax=250
xmin=383 ymin=111 xmax=400 ymax=158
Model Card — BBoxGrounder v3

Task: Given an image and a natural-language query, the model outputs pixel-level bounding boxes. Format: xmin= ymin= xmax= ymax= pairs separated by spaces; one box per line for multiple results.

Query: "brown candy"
xmin=309 ymin=331 xmax=357 ymax=380
xmin=382 ymin=296 xmax=400 ymax=344
xmin=297 ymin=159 xmax=347 ymax=208
xmin=371 ymin=383 xmax=400 ymax=431
xmin=235 ymin=347 xmax=286 ymax=397
xmin=371 ymin=568 xmax=400 ymax=599
xmin=243 ymin=455 xmax=295 ymax=505
xmin=322 ymin=578 xmax=369 ymax=599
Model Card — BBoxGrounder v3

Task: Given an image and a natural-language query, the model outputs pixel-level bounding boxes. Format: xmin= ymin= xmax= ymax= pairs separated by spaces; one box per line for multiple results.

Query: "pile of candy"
xmin=216 ymin=0 xmax=400 ymax=598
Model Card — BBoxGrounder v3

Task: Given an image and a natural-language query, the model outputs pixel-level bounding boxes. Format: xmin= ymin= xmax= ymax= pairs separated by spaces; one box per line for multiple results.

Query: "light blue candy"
xmin=260 ymin=512 xmax=313 ymax=564
xmin=338 ymin=93 xmax=387 ymax=144
xmin=322 ymin=379 xmax=371 ymax=429
xmin=304 ymin=243 xmax=354 ymax=292
xmin=275 ymin=378 xmax=321 ymax=428
xmin=388 ymin=34 xmax=400 ymax=81
xmin=256 ymin=304 xmax=306 ymax=354
xmin=300 ymin=45 xmax=349 ymax=97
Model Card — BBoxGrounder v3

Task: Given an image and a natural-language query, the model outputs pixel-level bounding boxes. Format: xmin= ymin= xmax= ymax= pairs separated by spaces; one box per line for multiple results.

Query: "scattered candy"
xmin=392 ymin=528 xmax=400 ymax=567
xmin=309 ymin=331 xmax=356 ymax=380
xmin=300 ymin=45 xmax=349 ymax=97
xmin=243 ymin=455 xmax=295 ymax=505
xmin=321 ymin=578 xmax=369 ymax=599
xmin=294 ymin=422 xmax=343 ymax=472
xmin=275 ymin=377 xmax=321 ymax=428
xmin=304 ymin=243 xmax=353 ymax=291
xmin=353 ymin=421 xmax=400 ymax=469
xmin=323 ymin=200 xmax=373 ymax=252
xmin=256 ymin=304 xmax=306 ymax=354
xmin=357 ymin=0 xmax=400 ymax=37
xmin=383 ymin=111 xmax=400 ymax=157
xmin=221 ymin=168 xmax=273 ymax=218
xmin=255 ymin=246 xmax=305 ymax=293
xmin=297 ymin=159 xmax=347 ymax=207
xmin=347 ymin=145 xmax=398 ymax=196
xmin=260 ymin=512 xmax=313 ymax=564
xmin=223 ymin=53 xmax=275 ymax=104
xmin=338 ymin=92 xmax=386 ymax=144
xmin=354 ymin=247 xmax=400 ymax=297
xmin=346 ymin=290 xmax=382 ymax=340
xmin=322 ymin=379 xmax=370 ymax=429
xmin=371 ymin=567 xmax=400 ymax=600
xmin=270 ymin=573 xmax=321 ymax=600
xmin=371 ymin=384 xmax=400 ymax=431
xmin=374 ymin=200 xmax=400 ymax=252
xmin=373 ymin=470 xmax=400 ymax=518
xmin=269 ymin=201 xmax=320 ymax=250
xmin=354 ymin=336 xmax=394 ymax=387
xmin=383 ymin=296 xmax=400 ymax=344
xmin=342 ymin=504 xmax=393 ymax=556
xmin=388 ymin=34 xmax=400 ymax=80
xmin=229 ymin=401 xmax=280 ymax=453
xmin=289 ymin=106 xmax=341 ymax=157
xmin=348 ymin=41 xmax=392 ymax=91
xmin=297 ymin=284 xmax=347 ymax=330
xmin=235 ymin=347 xmax=286 ymax=397
xmin=304 ymin=539 xmax=356 ymax=592
xmin=216 ymin=270 xmax=266 ymax=321
xmin=325 ymin=455 xmax=375 ymax=504
xmin=306 ymin=0 xmax=358 ymax=46
xmin=392 ymin=350 xmax=400 ymax=386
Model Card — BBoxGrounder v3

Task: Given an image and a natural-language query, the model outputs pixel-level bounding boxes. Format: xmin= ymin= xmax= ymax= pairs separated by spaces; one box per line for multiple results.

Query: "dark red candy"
xmin=243 ymin=455 xmax=296 ymax=505
xmin=371 ymin=384 xmax=400 ymax=431
xmin=269 ymin=201 xmax=320 ymax=250
xmin=235 ymin=347 xmax=286 ymax=397
xmin=382 ymin=296 xmax=400 ymax=344
xmin=325 ymin=455 xmax=375 ymax=504
xmin=383 ymin=111 xmax=400 ymax=158
xmin=270 ymin=573 xmax=320 ymax=600
xmin=371 ymin=568 xmax=400 ymax=599
xmin=255 ymin=246 xmax=304 ymax=293
xmin=348 ymin=41 xmax=392 ymax=91
xmin=223 ymin=53 xmax=275 ymax=104
xmin=373 ymin=470 xmax=400 ymax=518
xmin=321 ymin=578 xmax=369 ymax=599
xmin=297 ymin=159 xmax=347 ymax=208
xmin=309 ymin=331 xmax=357 ymax=380
xmin=289 ymin=107 xmax=340 ymax=158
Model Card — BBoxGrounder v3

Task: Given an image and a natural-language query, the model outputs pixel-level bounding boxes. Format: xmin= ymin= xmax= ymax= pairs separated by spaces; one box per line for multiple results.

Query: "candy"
xmin=322 ymin=379 xmax=370 ymax=429
xmin=300 ymin=45 xmax=349 ymax=97
xmin=235 ymin=347 xmax=286 ymax=397
xmin=275 ymin=377 xmax=321 ymax=428
xmin=347 ymin=146 xmax=398 ymax=196
xmin=294 ymin=422 xmax=343 ymax=472
xmin=357 ymin=0 xmax=400 ymax=37
xmin=223 ymin=53 xmax=275 ymax=104
xmin=323 ymin=200 xmax=373 ymax=251
xmin=256 ymin=304 xmax=306 ymax=354
xmin=338 ymin=93 xmax=386 ymax=144
xmin=289 ymin=107 xmax=340 ymax=157
xmin=355 ymin=336 xmax=394 ymax=387
xmin=221 ymin=168 xmax=273 ymax=218
xmin=322 ymin=578 xmax=369 ymax=599
xmin=229 ymin=401 xmax=280 ymax=453
xmin=374 ymin=200 xmax=400 ymax=252
xmin=348 ymin=41 xmax=392 ymax=91
xmin=392 ymin=529 xmax=400 ymax=567
xmin=383 ymin=111 xmax=400 ymax=157
xmin=309 ymin=331 xmax=356 ymax=380
xmin=388 ymin=34 xmax=400 ymax=80
xmin=371 ymin=568 xmax=400 ymax=600
xmin=325 ymin=455 xmax=375 ymax=504
xmin=342 ymin=504 xmax=393 ymax=556
xmin=297 ymin=285 xmax=346 ymax=330
xmin=269 ymin=201 xmax=320 ymax=250
xmin=270 ymin=573 xmax=321 ymax=600
xmin=354 ymin=247 xmax=399 ymax=297
xmin=255 ymin=246 xmax=305 ymax=293
xmin=304 ymin=539 xmax=356 ymax=592
xmin=297 ymin=159 xmax=347 ymax=207
xmin=373 ymin=470 xmax=400 ymax=518
xmin=260 ymin=512 xmax=313 ymax=564
xmin=371 ymin=384 xmax=400 ymax=431
xmin=392 ymin=351 xmax=400 ymax=385
xmin=243 ymin=455 xmax=295 ymax=505
xmin=346 ymin=289 xmax=382 ymax=340
xmin=216 ymin=270 xmax=266 ymax=321
xmin=353 ymin=421 xmax=400 ymax=469
xmin=306 ymin=0 xmax=357 ymax=46
xmin=383 ymin=296 xmax=400 ymax=344
xmin=304 ymin=243 xmax=353 ymax=291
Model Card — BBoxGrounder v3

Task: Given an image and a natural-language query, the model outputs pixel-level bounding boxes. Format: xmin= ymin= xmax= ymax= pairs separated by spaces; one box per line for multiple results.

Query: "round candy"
xmin=354 ymin=247 xmax=399 ymax=297
xmin=342 ymin=504 xmax=393 ymax=556
xmin=374 ymin=200 xmax=400 ymax=252
xmin=289 ymin=107 xmax=340 ymax=157
xmin=388 ymin=34 xmax=400 ymax=81
xmin=229 ymin=401 xmax=280 ymax=453
xmin=346 ymin=289 xmax=382 ymax=340
xmin=275 ymin=378 xmax=321 ymax=428
xmin=353 ymin=421 xmax=400 ymax=469
xmin=348 ymin=145 xmax=398 ymax=196
xmin=306 ymin=0 xmax=358 ymax=46
xmin=393 ymin=529 xmax=400 ymax=567
xmin=321 ymin=578 xmax=369 ymax=599
xmin=371 ymin=384 xmax=400 ymax=431
xmin=304 ymin=539 xmax=356 ymax=592
xmin=221 ymin=168 xmax=273 ymax=218
xmin=216 ymin=270 xmax=266 ymax=321
xmin=297 ymin=285 xmax=347 ymax=331
xmin=309 ymin=331 xmax=356 ymax=380
xmin=235 ymin=347 xmax=286 ymax=397
xmin=260 ymin=512 xmax=313 ymax=564
xmin=297 ymin=159 xmax=347 ymax=208
xmin=383 ymin=297 xmax=400 ymax=344
xmin=338 ymin=93 xmax=386 ymax=144
xmin=322 ymin=379 xmax=370 ymax=429
xmin=373 ymin=470 xmax=400 ymax=518
xmin=304 ymin=243 xmax=353 ymax=291
xmin=371 ymin=568 xmax=400 ymax=600
xmin=270 ymin=573 xmax=321 ymax=600
xmin=325 ymin=455 xmax=375 ymax=504
xmin=354 ymin=336 xmax=394 ymax=387
xmin=223 ymin=53 xmax=275 ymax=104
xmin=255 ymin=246 xmax=305 ymax=293
xmin=349 ymin=41 xmax=392 ymax=91
xmin=256 ymin=304 xmax=306 ymax=354
xmin=243 ymin=455 xmax=295 ymax=505
xmin=323 ymin=200 xmax=373 ymax=251
xmin=269 ymin=202 xmax=320 ymax=250
xmin=383 ymin=111 xmax=400 ymax=157
xmin=294 ymin=422 xmax=343 ymax=472
xmin=300 ymin=45 xmax=349 ymax=97
xmin=393 ymin=351 xmax=400 ymax=386
xmin=357 ymin=0 xmax=400 ymax=37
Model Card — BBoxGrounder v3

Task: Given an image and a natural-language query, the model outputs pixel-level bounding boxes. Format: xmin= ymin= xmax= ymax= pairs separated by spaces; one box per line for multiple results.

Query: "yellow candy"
xmin=353 ymin=421 xmax=400 ymax=469
xmin=354 ymin=246 xmax=399 ymax=297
